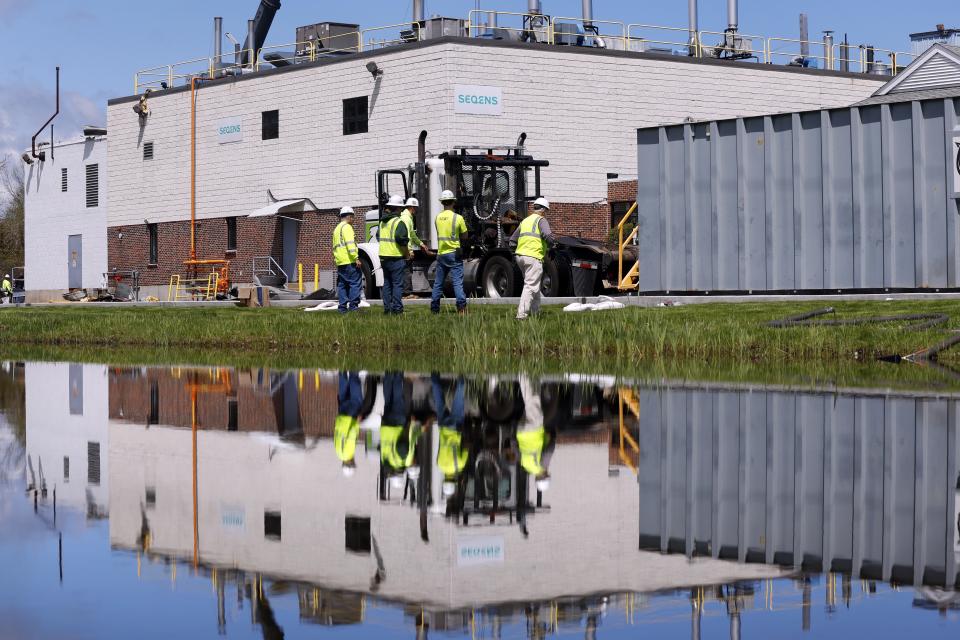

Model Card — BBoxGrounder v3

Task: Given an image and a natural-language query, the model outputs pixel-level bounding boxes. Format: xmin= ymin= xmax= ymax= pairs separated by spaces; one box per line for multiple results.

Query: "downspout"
xmin=31 ymin=67 xmax=60 ymax=161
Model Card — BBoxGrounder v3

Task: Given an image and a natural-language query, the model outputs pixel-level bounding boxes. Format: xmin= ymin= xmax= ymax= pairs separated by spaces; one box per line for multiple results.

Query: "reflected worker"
xmin=433 ymin=373 xmax=468 ymax=500
xmin=380 ymin=371 xmax=417 ymax=492
xmin=335 ymin=371 xmax=363 ymax=477
xmin=517 ymin=375 xmax=554 ymax=492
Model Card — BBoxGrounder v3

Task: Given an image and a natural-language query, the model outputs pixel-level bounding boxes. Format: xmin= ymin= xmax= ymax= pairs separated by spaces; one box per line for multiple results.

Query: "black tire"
xmin=541 ymin=256 xmax=563 ymax=297
xmin=360 ymin=258 xmax=379 ymax=300
xmin=481 ymin=255 xmax=519 ymax=298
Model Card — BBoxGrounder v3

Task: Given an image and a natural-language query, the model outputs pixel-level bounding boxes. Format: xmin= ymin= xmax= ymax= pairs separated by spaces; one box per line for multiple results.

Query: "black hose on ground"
xmin=765 ymin=307 xmax=957 ymax=362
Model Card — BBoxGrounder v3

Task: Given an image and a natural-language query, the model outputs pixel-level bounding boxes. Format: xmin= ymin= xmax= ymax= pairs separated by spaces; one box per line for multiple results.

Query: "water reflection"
xmin=10 ymin=362 xmax=960 ymax=637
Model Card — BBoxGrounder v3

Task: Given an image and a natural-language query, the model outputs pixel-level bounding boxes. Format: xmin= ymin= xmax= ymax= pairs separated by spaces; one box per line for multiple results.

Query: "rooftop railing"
xmin=133 ymin=10 xmax=915 ymax=94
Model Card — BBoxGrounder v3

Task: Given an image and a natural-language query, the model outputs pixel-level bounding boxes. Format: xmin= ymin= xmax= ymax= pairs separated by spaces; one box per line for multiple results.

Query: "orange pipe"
xmin=191 ymin=386 xmax=199 ymax=568
xmin=189 ymin=77 xmax=203 ymax=262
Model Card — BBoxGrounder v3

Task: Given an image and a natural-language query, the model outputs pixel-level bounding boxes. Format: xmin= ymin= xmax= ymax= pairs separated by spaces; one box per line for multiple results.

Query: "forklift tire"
xmin=481 ymin=255 xmax=519 ymax=298
xmin=359 ymin=259 xmax=379 ymax=300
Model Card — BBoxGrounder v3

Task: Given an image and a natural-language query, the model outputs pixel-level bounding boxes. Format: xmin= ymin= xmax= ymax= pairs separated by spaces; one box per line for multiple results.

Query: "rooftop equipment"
xmin=213 ymin=17 xmax=223 ymax=72
xmin=688 ymin=0 xmax=699 ymax=55
xmin=823 ymin=31 xmax=834 ymax=70
xmin=413 ymin=0 xmax=425 ymax=23
xmin=241 ymin=0 xmax=281 ymax=67
xmin=840 ymin=33 xmax=851 ymax=72
xmin=295 ymin=22 xmax=360 ymax=58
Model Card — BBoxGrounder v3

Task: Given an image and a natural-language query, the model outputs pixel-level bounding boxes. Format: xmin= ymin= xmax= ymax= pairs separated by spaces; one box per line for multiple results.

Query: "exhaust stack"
xmin=241 ymin=0 xmax=281 ymax=67
xmin=413 ymin=0 xmax=424 ymax=23
xmin=727 ymin=0 xmax=738 ymax=32
xmin=823 ymin=31 xmax=835 ymax=70
xmin=213 ymin=17 xmax=223 ymax=70
xmin=582 ymin=0 xmax=593 ymax=29
xmin=527 ymin=0 xmax=541 ymax=15
xmin=799 ymin=13 xmax=809 ymax=58
xmin=688 ymin=0 xmax=699 ymax=54
xmin=840 ymin=33 xmax=850 ymax=72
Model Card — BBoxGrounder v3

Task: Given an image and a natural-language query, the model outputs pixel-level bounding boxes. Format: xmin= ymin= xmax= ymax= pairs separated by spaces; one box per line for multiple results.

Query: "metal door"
xmin=68 ymin=234 xmax=82 ymax=289
xmin=281 ymin=219 xmax=297 ymax=280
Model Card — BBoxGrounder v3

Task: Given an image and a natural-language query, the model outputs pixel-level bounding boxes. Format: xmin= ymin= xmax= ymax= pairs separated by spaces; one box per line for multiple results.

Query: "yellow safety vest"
xmin=381 ymin=425 xmax=417 ymax=469
xmin=437 ymin=427 xmax=469 ymax=477
xmin=334 ymin=415 xmax=359 ymax=462
xmin=1 ymin=279 xmax=11 ymax=293
xmin=517 ymin=427 xmax=547 ymax=476
xmin=379 ymin=216 xmax=406 ymax=258
xmin=400 ymin=208 xmax=422 ymax=249
xmin=435 ymin=209 xmax=465 ymax=256
xmin=332 ymin=221 xmax=358 ymax=267
xmin=515 ymin=214 xmax=546 ymax=260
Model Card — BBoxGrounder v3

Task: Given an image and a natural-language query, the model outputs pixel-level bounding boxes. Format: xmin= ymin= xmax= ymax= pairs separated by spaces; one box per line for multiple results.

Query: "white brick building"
xmin=23 ymin=136 xmax=108 ymax=301
xmin=103 ymin=37 xmax=884 ymax=290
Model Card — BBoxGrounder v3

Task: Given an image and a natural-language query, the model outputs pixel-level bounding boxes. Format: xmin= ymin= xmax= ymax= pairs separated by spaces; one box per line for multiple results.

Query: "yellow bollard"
xmin=314 ymin=264 xmax=319 ymax=291
xmin=298 ymin=263 xmax=303 ymax=293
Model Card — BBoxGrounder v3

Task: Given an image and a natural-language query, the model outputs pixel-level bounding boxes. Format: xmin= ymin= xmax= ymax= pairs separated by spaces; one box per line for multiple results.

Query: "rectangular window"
xmin=61 ymin=168 xmax=68 ymax=192
xmin=145 ymin=487 xmax=157 ymax=509
xmin=148 ymin=381 xmax=159 ymax=425
xmin=261 ymin=110 xmax=279 ymax=140
xmin=342 ymin=96 xmax=368 ymax=136
xmin=87 ymin=441 xmax=100 ymax=486
xmin=227 ymin=399 xmax=238 ymax=431
xmin=148 ymin=224 xmax=158 ymax=265
xmin=85 ymin=164 xmax=99 ymax=208
xmin=344 ymin=516 xmax=371 ymax=554
xmin=264 ymin=511 xmax=282 ymax=540
xmin=226 ymin=218 xmax=237 ymax=252
xmin=143 ymin=141 xmax=154 ymax=160
xmin=63 ymin=456 xmax=70 ymax=483
xmin=610 ymin=201 xmax=632 ymax=228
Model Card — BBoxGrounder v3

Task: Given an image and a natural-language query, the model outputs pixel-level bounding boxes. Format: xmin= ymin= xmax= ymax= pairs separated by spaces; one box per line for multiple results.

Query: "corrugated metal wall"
xmin=636 ymin=386 xmax=960 ymax=587
xmin=635 ymin=97 xmax=960 ymax=292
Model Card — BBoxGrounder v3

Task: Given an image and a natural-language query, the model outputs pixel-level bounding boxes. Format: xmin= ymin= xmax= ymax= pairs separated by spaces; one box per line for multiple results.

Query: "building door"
xmin=68 ymin=235 xmax=82 ymax=289
xmin=281 ymin=219 xmax=298 ymax=282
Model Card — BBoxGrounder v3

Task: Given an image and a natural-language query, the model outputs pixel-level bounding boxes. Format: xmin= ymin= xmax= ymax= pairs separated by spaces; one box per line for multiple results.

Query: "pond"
xmin=2 ymin=361 xmax=960 ymax=639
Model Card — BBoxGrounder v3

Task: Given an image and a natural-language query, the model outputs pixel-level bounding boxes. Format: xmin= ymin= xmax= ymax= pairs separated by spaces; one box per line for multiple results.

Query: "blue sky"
xmin=0 ymin=0 xmax=955 ymax=160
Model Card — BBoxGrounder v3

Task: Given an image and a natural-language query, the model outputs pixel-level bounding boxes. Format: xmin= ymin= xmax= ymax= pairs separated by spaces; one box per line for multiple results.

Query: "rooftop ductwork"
xmin=241 ymin=0 xmax=282 ymax=67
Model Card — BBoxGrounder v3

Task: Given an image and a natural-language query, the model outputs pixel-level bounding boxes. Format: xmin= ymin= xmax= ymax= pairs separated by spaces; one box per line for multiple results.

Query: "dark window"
xmin=148 ymin=381 xmax=159 ymax=425
xmin=610 ymin=201 xmax=632 ymax=228
xmin=342 ymin=96 xmax=368 ymax=135
xmin=261 ymin=110 xmax=279 ymax=140
xmin=227 ymin=399 xmax=238 ymax=431
xmin=344 ymin=516 xmax=371 ymax=554
xmin=143 ymin=141 xmax=154 ymax=160
xmin=61 ymin=168 xmax=68 ymax=192
xmin=85 ymin=164 xmax=99 ymax=208
xmin=226 ymin=218 xmax=237 ymax=252
xmin=148 ymin=223 xmax=158 ymax=265
xmin=63 ymin=456 xmax=70 ymax=483
xmin=145 ymin=487 xmax=157 ymax=508
xmin=264 ymin=511 xmax=282 ymax=540
xmin=87 ymin=441 xmax=100 ymax=486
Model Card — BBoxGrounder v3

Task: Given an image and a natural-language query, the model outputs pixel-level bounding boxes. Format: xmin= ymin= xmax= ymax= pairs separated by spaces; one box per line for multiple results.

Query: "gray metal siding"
xmin=634 ymin=386 xmax=960 ymax=586
xmin=636 ymin=97 xmax=960 ymax=292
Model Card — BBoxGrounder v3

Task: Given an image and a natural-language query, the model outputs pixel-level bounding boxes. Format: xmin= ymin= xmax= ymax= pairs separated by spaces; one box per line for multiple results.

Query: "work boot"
xmin=457 ymin=308 xmax=467 ymax=316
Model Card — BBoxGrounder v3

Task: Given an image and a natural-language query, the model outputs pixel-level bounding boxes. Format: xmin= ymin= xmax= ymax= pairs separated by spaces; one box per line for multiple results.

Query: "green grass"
xmin=2 ymin=301 xmax=960 ymax=390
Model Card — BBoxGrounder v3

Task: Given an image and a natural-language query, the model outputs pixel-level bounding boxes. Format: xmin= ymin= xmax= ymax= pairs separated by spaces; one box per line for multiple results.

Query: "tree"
xmin=0 ymin=155 xmax=25 ymax=274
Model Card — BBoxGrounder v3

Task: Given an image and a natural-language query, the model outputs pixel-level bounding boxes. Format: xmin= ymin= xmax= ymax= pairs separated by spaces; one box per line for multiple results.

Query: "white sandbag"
xmin=304 ymin=301 xmax=340 ymax=312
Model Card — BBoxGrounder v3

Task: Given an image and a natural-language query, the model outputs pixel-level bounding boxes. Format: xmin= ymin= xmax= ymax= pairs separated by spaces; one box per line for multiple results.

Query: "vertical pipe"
xmin=727 ymin=0 xmax=738 ymax=31
xmin=247 ymin=19 xmax=256 ymax=69
xmin=528 ymin=0 xmax=540 ymax=15
xmin=840 ymin=33 xmax=850 ymax=72
xmin=413 ymin=0 xmax=424 ymax=23
xmin=191 ymin=79 xmax=198 ymax=261
xmin=688 ymin=0 xmax=699 ymax=53
xmin=582 ymin=0 xmax=594 ymax=28
xmin=488 ymin=11 xmax=497 ymax=27
xmin=823 ymin=31 xmax=835 ymax=70
xmin=213 ymin=17 xmax=223 ymax=70
xmin=799 ymin=13 xmax=809 ymax=58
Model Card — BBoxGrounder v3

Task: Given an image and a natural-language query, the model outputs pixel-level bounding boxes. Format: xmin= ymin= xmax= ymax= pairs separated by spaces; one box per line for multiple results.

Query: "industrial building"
xmin=21 ymin=0 xmax=897 ymax=300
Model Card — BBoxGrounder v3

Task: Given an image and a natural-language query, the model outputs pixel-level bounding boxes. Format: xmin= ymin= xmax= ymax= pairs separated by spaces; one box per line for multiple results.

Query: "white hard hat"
xmin=342 ymin=465 xmax=356 ymax=478
xmin=533 ymin=197 xmax=550 ymax=210
xmin=405 ymin=197 xmax=419 ymax=208
xmin=442 ymin=481 xmax=456 ymax=498
xmin=536 ymin=478 xmax=551 ymax=492
xmin=339 ymin=206 xmax=355 ymax=217
xmin=387 ymin=194 xmax=405 ymax=208
xmin=389 ymin=475 xmax=405 ymax=490
xmin=439 ymin=189 xmax=456 ymax=202
xmin=407 ymin=465 xmax=420 ymax=480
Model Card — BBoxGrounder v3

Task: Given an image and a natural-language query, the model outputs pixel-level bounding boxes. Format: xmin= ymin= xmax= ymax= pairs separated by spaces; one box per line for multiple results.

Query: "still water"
xmin=2 ymin=362 xmax=960 ymax=639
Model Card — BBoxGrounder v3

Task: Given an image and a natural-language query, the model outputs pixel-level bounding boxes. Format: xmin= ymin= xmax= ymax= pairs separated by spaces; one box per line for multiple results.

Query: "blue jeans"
xmin=381 ymin=258 xmax=406 ymax=314
xmin=336 ymin=264 xmax=362 ymax=313
xmin=432 ymin=373 xmax=465 ymax=429
xmin=338 ymin=371 xmax=363 ymax=417
xmin=431 ymin=253 xmax=466 ymax=312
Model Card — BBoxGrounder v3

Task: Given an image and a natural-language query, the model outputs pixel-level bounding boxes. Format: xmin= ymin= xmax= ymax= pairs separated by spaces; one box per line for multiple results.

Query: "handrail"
xmin=466 ymin=10 xmax=551 ymax=41
xmin=551 ymin=16 xmax=627 ymax=49
xmin=360 ymin=22 xmax=422 ymax=51
xmin=766 ymin=37 xmax=835 ymax=67
xmin=698 ymin=29 xmax=770 ymax=63
xmin=626 ymin=23 xmax=696 ymax=55
xmin=616 ymin=202 xmax=638 ymax=288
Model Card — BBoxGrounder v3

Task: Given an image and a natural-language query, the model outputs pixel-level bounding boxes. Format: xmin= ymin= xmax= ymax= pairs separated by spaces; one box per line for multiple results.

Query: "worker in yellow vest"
xmin=510 ymin=197 xmax=557 ymax=320
xmin=516 ymin=375 xmax=554 ymax=492
xmin=401 ymin=197 xmax=432 ymax=299
xmin=335 ymin=371 xmax=363 ymax=477
xmin=379 ymin=371 xmax=417 ymax=494
xmin=333 ymin=207 xmax=362 ymax=313
xmin=430 ymin=190 xmax=469 ymax=314
xmin=0 ymin=274 xmax=12 ymax=304
xmin=432 ymin=373 xmax=468 ymax=499
xmin=379 ymin=195 xmax=410 ymax=315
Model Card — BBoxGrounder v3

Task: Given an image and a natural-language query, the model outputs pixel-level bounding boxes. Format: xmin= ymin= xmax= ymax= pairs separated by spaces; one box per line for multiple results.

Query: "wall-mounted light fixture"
xmin=365 ymin=61 xmax=383 ymax=78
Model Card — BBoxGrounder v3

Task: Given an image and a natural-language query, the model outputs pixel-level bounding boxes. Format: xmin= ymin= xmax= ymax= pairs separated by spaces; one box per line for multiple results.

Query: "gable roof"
xmin=873 ymin=43 xmax=960 ymax=95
